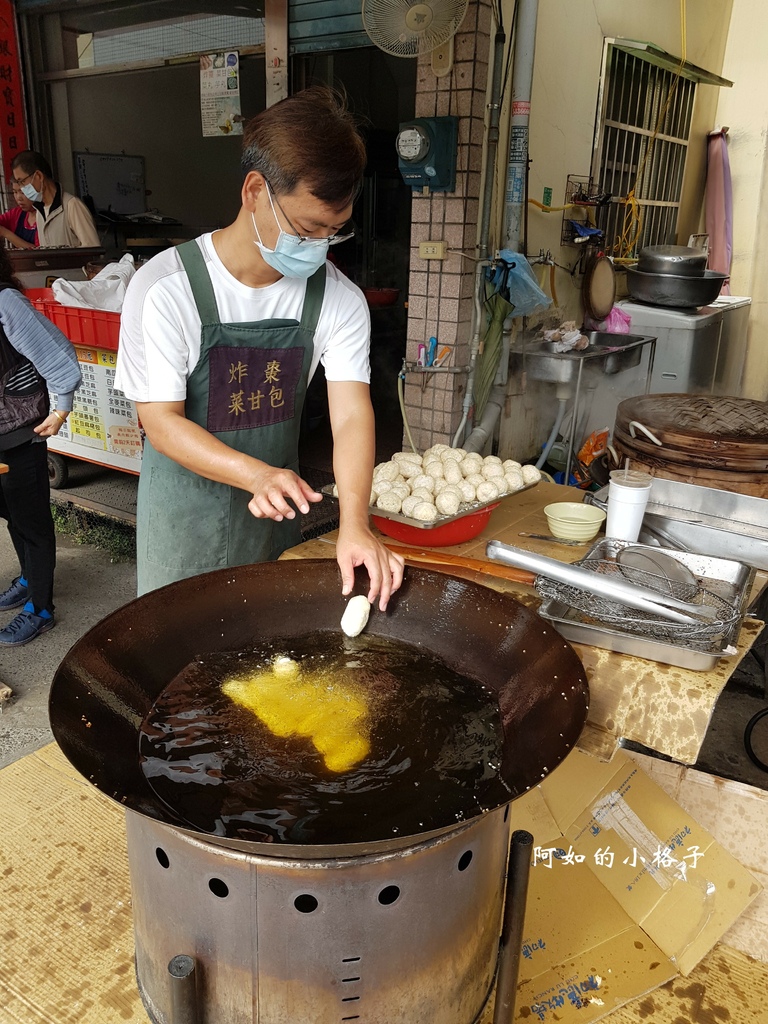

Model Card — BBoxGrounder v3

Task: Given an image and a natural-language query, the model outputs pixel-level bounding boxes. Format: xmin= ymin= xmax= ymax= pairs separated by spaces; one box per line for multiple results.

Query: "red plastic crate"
xmin=25 ymin=286 xmax=120 ymax=351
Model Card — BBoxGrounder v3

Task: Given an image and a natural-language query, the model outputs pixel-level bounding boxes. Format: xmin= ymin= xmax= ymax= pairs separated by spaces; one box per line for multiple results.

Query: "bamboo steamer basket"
xmin=613 ymin=394 xmax=768 ymax=499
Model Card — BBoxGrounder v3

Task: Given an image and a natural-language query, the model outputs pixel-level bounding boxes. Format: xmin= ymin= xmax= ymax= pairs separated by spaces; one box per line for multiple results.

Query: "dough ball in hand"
xmin=341 ymin=595 xmax=371 ymax=637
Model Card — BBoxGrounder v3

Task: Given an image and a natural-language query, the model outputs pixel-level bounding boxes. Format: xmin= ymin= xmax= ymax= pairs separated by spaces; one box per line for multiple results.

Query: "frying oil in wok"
xmin=139 ymin=632 xmax=511 ymax=845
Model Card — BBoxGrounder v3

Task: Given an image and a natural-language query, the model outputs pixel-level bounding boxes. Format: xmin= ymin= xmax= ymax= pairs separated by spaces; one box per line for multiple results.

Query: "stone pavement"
xmin=0 ymin=529 xmax=136 ymax=769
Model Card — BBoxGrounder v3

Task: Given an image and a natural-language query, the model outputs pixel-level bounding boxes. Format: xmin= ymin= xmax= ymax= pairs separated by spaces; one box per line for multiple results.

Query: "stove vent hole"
xmin=208 ymin=878 xmax=229 ymax=899
xmin=294 ymin=894 xmax=319 ymax=914
xmin=155 ymin=847 xmax=170 ymax=869
xmin=377 ymin=885 xmax=400 ymax=906
xmin=458 ymin=850 xmax=473 ymax=871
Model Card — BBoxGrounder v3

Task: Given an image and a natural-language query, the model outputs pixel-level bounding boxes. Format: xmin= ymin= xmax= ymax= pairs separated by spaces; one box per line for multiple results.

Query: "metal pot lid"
xmin=582 ymin=253 xmax=616 ymax=320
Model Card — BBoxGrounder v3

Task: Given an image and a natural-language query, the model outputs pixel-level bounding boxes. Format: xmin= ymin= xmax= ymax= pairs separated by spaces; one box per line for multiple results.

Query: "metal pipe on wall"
xmin=453 ymin=27 xmax=507 ymax=447
xmin=463 ymin=0 xmax=541 ymax=452
xmin=504 ymin=0 xmax=539 ymax=252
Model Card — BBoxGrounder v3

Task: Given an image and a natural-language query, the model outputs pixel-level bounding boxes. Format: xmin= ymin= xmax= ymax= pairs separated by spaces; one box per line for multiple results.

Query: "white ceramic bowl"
xmin=543 ymin=502 xmax=606 ymax=542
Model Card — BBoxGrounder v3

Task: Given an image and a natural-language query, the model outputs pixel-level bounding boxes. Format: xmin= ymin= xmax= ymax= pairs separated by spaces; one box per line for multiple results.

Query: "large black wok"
xmin=49 ymin=560 xmax=589 ymax=856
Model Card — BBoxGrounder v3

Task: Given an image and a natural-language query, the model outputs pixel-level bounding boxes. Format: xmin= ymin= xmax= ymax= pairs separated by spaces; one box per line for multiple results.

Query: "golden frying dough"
xmin=222 ymin=656 xmax=371 ymax=773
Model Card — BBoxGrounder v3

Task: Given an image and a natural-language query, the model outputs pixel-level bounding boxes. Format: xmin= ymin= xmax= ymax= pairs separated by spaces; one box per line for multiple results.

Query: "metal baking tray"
xmin=320 ymin=481 xmax=538 ymax=531
xmin=537 ymin=537 xmax=755 ymax=671
xmin=586 ymin=479 xmax=768 ymax=570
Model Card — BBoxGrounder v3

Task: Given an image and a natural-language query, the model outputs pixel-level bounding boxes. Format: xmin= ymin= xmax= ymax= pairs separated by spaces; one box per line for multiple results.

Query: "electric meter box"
xmin=396 ymin=116 xmax=458 ymax=193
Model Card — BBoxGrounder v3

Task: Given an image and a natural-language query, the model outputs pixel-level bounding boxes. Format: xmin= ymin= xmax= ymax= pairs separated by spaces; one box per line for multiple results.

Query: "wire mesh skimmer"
xmin=533 ymin=557 xmax=740 ymax=649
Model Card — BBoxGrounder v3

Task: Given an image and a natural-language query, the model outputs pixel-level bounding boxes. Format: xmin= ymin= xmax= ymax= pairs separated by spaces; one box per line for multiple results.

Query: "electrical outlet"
xmin=419 ymin=240 xmax=448 ymax=259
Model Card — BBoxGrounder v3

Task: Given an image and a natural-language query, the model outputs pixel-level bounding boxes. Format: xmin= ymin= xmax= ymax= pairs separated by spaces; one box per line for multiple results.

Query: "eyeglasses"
xmin=265 ymin=180 xmax=355 ymax=246
xmin=12 ymin=171 xmax=34 ymax=187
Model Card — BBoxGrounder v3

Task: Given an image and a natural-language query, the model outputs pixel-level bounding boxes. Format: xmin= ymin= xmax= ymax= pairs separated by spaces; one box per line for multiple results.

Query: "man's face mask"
xmin=251 ymin=185 xmax=329 ymax=280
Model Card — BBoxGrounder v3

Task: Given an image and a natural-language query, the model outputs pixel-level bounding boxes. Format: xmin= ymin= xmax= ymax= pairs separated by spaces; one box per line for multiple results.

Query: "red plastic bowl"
xmin=372 ymin=503 xmax=499 ymax=547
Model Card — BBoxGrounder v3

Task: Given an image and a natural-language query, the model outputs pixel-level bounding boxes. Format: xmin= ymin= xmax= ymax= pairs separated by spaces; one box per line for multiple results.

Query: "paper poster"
xmin=200 ymin=51 xmax=243 ymax=138
xmin=49 ymin=346 xmax=144 ymax=473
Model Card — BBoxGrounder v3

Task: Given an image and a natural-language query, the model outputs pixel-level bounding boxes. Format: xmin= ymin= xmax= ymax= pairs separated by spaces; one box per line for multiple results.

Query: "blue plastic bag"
xmin=489 ymin=249 xmax=551 ymax=317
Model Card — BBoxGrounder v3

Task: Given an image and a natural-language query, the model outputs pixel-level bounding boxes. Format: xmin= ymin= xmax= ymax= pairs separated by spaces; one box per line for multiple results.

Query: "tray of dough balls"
xmin=323 ymin=444 xmax=541 ymax=543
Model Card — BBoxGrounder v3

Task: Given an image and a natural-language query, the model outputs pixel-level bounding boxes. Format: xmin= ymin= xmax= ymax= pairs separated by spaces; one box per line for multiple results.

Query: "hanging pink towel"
xmin=705 ymin=129 xmax=732 ymax=295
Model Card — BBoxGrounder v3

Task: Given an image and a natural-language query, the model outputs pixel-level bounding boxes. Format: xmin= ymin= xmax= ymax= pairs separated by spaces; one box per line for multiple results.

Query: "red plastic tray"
xmin=25 ymin=287 xmax=120 ymax=351
xmin=371 ymin=503 xmax=499 ymax=547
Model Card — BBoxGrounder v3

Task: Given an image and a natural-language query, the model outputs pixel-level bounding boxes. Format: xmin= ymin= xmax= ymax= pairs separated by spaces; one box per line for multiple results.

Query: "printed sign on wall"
xmin=0 ymin=0 xmax=28 ymax=183
xmin=200 ymin=51 xmax=243 ymax=138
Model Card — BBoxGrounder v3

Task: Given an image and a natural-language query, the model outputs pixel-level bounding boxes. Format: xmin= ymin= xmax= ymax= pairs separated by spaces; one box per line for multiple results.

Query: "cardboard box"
xmin=508 ymin=749 xmax=762 ymax=1022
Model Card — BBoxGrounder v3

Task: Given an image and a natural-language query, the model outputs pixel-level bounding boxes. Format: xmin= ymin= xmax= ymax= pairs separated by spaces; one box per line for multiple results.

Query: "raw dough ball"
xmin=373 ymin=461 xmax=399 ymax=482
xmin=457 ymin=479 xmax=476 ymax=503
xmin=466 ymin=472 xmax=486 ymax=488
xmin=401 ymin=495 xmax=422 ymax=517
xmin=412 ymin=501 xmax=439 ymax=522
xmin=433 ymin=478 xmax=449 ymax=495
xmin=424 ymin=462 xmax=445 ymax=480
xmin=341 ymin=595 xmax=371 ymax=638
xmin=476 ymin=481 xmax=500 ymax=502
xmin=391 ymin=483 xmax=410 ymax=500
xmin=425 ymin=444 xmax=449 ymax=457
xmin=504 ymin=470 xmax=525 ymax=493
xmin=398 ymin=460 xmax=423 ymax=479
xmin=411 ymin=473 xmax=436 ymax=493
xmin=374 ymin=479 xmax=394 ymax=495
xmin=393 ymin=451 xmax=422 ymax=465
xmin=436 ymin=490 xmax=461 ymax=515
xmin=443 ymin=460 xmax=463 ymax=485
xmin=376 ymin=491 xmax=402 ymax=513
xmin=441 ymin=447 xmax=466 ymax=462
xmin=503 ymin=459 xmax=522 ymax=473
xmin=410 ymin=487 xmax=433 ymax=502
xmin=461 ymin=455 xmax=483 ymax=477
xmin=482 ymin=463 xmax=505 ymax=480
xmin=522 ymin=464 xmax=542 ymax=484
xmin=483 ymin=455 xmax=503 ymax=466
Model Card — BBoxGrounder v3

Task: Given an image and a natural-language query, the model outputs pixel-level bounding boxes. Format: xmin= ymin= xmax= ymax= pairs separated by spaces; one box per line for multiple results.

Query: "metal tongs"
xmin=485 ymin=540 xmax=716 ymax=625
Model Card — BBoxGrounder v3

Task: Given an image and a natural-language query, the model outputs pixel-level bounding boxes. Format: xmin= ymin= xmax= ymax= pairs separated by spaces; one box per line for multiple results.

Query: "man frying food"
xmin=115 ymin=87 xmax=404 ymax=607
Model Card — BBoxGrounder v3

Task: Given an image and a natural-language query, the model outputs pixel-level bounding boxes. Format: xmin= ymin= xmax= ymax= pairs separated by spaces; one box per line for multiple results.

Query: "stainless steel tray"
xmin=587 ymin=479 xmax=768 ymax=569
xmin=320 ymin=481 xmax=537 ymax=531
xmin=537 ymin=537 xmax=755 ymax=671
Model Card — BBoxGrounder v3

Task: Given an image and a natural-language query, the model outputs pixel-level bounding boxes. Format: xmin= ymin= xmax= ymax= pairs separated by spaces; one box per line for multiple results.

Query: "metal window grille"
xmin=592 ymin=42 xmax=697 ymax=256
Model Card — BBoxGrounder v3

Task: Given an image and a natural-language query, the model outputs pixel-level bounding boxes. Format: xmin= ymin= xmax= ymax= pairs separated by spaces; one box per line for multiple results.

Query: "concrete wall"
xmin=65 ymin=59 xmax=266 ymax=230
xmin=714 ymin=0 xmax=768 ymax=401
xmin=509 ymin=0 xmax=733 ymax=323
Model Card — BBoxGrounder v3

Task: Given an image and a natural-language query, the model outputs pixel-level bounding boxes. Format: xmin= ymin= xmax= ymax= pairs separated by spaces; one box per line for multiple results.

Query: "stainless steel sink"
xmin=519 ymin=331 xmax=653 ymax=384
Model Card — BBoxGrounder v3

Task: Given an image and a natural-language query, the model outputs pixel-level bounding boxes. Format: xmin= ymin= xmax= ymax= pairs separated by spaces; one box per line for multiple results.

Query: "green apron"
xmin=136 ymin=240 xmax=325 ymax=595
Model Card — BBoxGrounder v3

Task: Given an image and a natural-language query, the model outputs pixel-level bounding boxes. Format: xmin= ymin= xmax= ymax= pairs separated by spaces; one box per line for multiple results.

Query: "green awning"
xmin=608 ymin=39 xmax=733 ymax=88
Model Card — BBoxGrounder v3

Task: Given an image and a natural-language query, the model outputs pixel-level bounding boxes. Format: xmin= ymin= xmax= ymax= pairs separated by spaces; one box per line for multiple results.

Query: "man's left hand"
xmin=336 ymin=524 xmax=405 ymax=611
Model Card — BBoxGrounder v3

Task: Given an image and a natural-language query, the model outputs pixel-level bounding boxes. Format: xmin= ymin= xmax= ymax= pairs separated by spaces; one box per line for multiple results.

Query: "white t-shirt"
xmin=114 ymin=233 xmax=371 ymax=402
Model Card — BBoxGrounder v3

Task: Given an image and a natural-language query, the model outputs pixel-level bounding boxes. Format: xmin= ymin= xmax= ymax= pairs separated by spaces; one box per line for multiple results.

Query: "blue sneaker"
xmin=0 ymin=610 xmax=55 ymax=646
xmin=0 ymin=576 xmax=28 ymax=610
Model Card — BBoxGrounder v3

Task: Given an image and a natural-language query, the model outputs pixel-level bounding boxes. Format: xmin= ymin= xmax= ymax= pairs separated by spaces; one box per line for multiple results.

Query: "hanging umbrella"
xmin=473 ymin=279 xmax=513 ymax=421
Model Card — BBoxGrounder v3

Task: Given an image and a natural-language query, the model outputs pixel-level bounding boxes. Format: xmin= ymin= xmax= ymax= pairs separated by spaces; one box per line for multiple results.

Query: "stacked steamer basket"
xmin=613 ymin=394 xmax=768 ymax=499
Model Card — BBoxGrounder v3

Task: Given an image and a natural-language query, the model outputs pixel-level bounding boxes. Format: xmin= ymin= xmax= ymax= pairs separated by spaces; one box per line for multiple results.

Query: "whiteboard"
xmin=74 ymin=152 xmax=146 ymax=215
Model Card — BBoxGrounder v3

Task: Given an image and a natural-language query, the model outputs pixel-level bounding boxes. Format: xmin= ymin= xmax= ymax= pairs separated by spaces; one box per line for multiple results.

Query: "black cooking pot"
xmin=49 ymin=560 xmax=589 ymax=856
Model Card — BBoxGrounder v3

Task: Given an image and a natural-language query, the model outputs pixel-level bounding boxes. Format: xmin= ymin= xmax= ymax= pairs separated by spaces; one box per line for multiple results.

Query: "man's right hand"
xmin=246 ymin=465 xmax=323 ymax=521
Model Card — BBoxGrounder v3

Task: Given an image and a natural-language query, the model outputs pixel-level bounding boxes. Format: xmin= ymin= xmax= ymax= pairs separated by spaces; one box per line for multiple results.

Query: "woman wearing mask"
xmin=0 ymin=249 xmax=81 ymax=646
xmin=0 ymin=184 xmax=38 ymax=249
